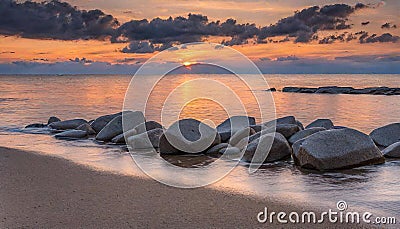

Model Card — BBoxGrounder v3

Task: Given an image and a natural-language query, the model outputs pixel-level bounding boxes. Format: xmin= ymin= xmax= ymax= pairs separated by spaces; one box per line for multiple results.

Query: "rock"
xmin=249 ymin=124 xmax=263 ymax=132
xmin=127 ymin=128 xmax=164 ymax=149
xmin=55 ymin=130 xmax=87 ymax=139
xmin=265 ymin=88 xmax=276 ymax=92
xmin=282 ymin=87 xmax=317 ymax=93
xmin=306 ymin=119 xmax=334 ymax=129
xmin=229 ymin=127 xmax=255 ymax=147
xmin=47 ymin=116 xmax=61 ymax=125
xmin=296 ymin=120 xmax=304 ymax=130
xmin=90 ymin=112 xmax=122 ymax=133
xmin=293 ymin=128 xmax=385 ymax=171
xmin=382 ymin=142 xmax=400 ymax=158
xmin=49 ymin=119 xmax=87 ymax=130
xmin=263 ymin=116 xmax=297 ymax=128
xmin=275 ymin=124 xmax=300 ymax=138
xmin=111 ymin=129 xmax=138 ymax=144
xmin=219 ymin=146 xmax=241 ymax=157
xmin=370 ymin=123 xmax=400 ymax=147
xmin=206 ymin=143 xmax=230 ymax=154
xmin=243 ymin=132 xmax=291 ymax=163
xmin=76 ymin=123 xmax=96 ymax=135
xmin=95 ymin=111 xmax=145 ymax=142
xmin=315 ymin=86 xmax=354 ymax=94
xmin=25 ymin=123 xmax=46 ymax=128
xmin=288 ymin=127 xmax=326 ymax=145
xmin=134 ymin=120 xmax=163 ymax=134
xmin=159 ymin=119 xmax=221 ymax=154
xmin=217 ymin=116 xmax=256 ymax=142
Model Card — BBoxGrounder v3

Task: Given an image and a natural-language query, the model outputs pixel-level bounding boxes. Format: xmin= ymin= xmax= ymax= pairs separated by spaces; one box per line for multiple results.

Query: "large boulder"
xmin=134 ymin=120 xmax=163 ymax=134
xmin=306 ymin=119 xmax=334 ymax=129
xmin=263 ymin=116 xmax=297 ymax=128
xmin=127 ymin=128 xmax=164 ymax=149
xmin=160 ymin=119 xmax=221 ymax=154
xmin=47 ymin=116 xmax=61 ymax=125
xmin=293 ymin=128 xmax=385 ymax=171
xmin=246 ymin=124 xmax=300 ymax=143
xmin=229 ymin=127 xmax=255 ymax=147
xmin=206 ymin=143 xmax=230 ymax=154
xmin=243 ymin=132 xmax=291 ymax=163
xmin=370 ymin=123 xmax=400 ymax=147
xmin=90 ymin=112 xmax=122 ymax=133
xmin=95 ymin=111 xmax=145 ymax=142
xmin=217 ymin=116 xmax=255 ymax=142
xmin=49 ymin=119 xmax=87 ymax=130
xmin=382 ymin=142 xmax=400 ymax=158
xmin=288 ymin=127 xmax=326 ymax=145
xmin=76 ymin=123 xmax=96 ymax=135
xmin=55 ymin=130 xmax=87 ymax=139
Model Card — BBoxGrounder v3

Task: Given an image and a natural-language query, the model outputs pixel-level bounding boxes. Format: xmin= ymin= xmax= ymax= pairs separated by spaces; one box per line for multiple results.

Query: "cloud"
xmin=258 ymin=3 xmax=366 ymax=43
xmin=361 ymin=21 xmax=370 ymax=26
xmin=275 ymin=55 xmax=300 ymax=61
xmin=0 ymin=0 xmax=119 ymax=40
xmin=360 ymin=32 xmax=400 ymax=43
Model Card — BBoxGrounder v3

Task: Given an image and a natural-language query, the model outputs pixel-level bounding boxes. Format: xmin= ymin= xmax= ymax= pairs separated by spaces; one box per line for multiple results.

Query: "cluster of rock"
xmin=282 ymin=86 xmax=400 ymax=95
xmin=25 ymin=113 xmax=400 ymax=172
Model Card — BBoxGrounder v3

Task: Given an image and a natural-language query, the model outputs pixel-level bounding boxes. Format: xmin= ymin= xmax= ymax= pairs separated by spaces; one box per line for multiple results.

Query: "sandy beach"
xmin=0 ymin=146 xmax=372 ymax=228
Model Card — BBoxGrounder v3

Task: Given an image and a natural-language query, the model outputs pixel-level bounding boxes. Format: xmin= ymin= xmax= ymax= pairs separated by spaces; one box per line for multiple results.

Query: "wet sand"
xmin=0 ymin=147 xmax=370 ymax=228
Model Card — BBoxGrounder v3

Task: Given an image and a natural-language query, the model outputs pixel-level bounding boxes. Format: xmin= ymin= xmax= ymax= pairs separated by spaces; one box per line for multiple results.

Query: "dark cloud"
xmin=69 ymin=57 xmax=93 ymax=64
xmin=361 ymin=33 xmax=400 ymax=43
xmin=276 ymin=55 xmax=299 ymax=61
xmin=381 ymin=22 xmax=397 ymax=29
xmin=361 ymin=21 xmax=370 ymax=26
xmin=0 ymin=0 xmax=119 ymax=40
xmin=258 ymin=3 xmax=366 ymax=43
xmin=318 ymin=32 xmax=358 ymax=44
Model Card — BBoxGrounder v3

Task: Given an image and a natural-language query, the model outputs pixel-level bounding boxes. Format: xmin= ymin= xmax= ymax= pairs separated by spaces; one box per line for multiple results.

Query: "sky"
xmin=0 ymin=0 xmax=399 ymax=74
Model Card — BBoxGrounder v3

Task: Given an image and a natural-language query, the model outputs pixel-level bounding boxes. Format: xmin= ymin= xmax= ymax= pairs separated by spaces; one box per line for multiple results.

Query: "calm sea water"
xmin=0 ymin=74 xmax=399 ymax=217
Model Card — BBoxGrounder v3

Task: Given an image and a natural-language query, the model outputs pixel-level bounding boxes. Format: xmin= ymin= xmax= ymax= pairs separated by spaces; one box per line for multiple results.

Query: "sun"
xmin=183 ymin=61 xmax=193 ymax=67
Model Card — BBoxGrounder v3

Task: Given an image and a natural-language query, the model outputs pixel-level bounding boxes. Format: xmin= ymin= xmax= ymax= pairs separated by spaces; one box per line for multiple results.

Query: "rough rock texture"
xmin=306 ymin=119 xmax=334 ymax=129
xmin=217 ymin=116 xmax=255 ymax=142
xmin=49 ymin=119 xmax=88 ymax=130
xmin=111 ymin=129 xmax=138 ymax=144
xmin=382 ymin=142 xmax=400 ymax=158
xmin=288 ymin=127 xmax=326 ymax=145
xmin=229 ymin=127 xmax=255 ymax=147
xmin=76 ymin=123 xmax=96 ymax=135
xmin=370 ymin=123 xmax=400 ymax=147
xmin=127 ymin=128 xmax=164 ymax=149
xmin=243 ymin=132 xmax=291 ymax=163
xmin=90 ymin=112 xmax=122 ymax=133
xmin=293 ymin=128 xmax=385 ymax=171
xmin=134 ymin=121 xmax=163 ymax=134
xmin=160 ymin=119 xmax=220 ymax=154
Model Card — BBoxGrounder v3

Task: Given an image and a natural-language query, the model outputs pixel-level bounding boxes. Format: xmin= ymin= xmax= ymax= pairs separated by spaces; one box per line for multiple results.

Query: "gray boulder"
xmin=217 ymin=116 xmax=255 ymax=142
xmin=288 ymin=127 xmax=326 ymax=145
xmin=47 ymin=116 xmax=61 ymax=125
xmin=134 ymin=120 xmax=163 ymax=134
xmin=49 ymin=119 xmax=87 ymax=130
xmin=160 ymin=119 xmax=221 ymax=154
xmin=382 ymin=142 xmax=400 ymax=158
xmin=55 ymin=130 xmax=87 ymax=139
xmin=206 ymin=143 xmax=230 ymax=154
xmin=219 ymin=146 xmax=241 ymax=158
xmin=293 ymin=128 xmax=385 ymax=171
xmin=229 ymin=127 xmax=255 ymax=147
xmin=263 ymin=116 xmax=297 ymax=128
xmin=243 ymin=132 xmax=291 ymax=163
xmin=370 ymin=123 xmax=400 ymax=147
xmin=95 ymin=111 xmax=145 ymax=142
xmin=247 ymin=124 xmax=300 ymax=142
xmin=127 ymin=128 xmax=164 ymax=149
xmin=315 ymin=86 xmax=354 ymax=94
xmin=76 ymin=123 xmax=96 ymax=135
xmin=111 ymin=129 xmax=138 ymax=144
xmin=90 ymin=112 xmax=122 ymax=133
xmin=306 ymin=119 xmax=334 ymax=129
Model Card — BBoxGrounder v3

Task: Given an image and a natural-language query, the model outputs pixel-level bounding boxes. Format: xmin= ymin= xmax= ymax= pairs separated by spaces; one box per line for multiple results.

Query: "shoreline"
xmin=0 ymin=146 xmax=371 ymax=228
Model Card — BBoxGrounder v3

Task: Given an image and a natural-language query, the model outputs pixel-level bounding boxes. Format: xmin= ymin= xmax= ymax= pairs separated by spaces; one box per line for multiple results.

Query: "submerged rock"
xmin=47 ymin=116 xmax=61 ymax=125
xmin=370 ymin=123 xmax=400 ymax=147
xmin=95 ymin=111 xmax=145 ymax=142
xmin=159 ymin=119 xmax=220 ymax=154
xmin=243 ymin=132 xmax=291 ymax=163
xmin=382 ymin=142 xmax=400 ymax=158
xmin=288 ymin=127 xmax=326 ymax=145
xmin=55 ymin=130 xmax=87 ymax=139
xmin=49 ymin=119 xmax=87 ymax=130
xmin=306 ymin=119 xmax=334 ymax=129
xmin=76 ymin=123 xmax=96 ymax=135
xmin=25 ymin=123 xmax=46 ymax=128
xmin=127 ymin=128 xmax=164 ymax=149
xmin=293 ymin=128 xmax=385 ymax=171
xmin=217 ymin=116 xmax=256 ymax=142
